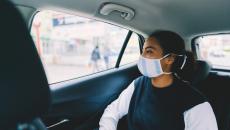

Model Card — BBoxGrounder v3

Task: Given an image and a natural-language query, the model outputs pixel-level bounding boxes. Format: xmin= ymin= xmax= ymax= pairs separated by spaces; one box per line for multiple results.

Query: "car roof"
xmin=10 ymin=0 xmax=230 ymax=45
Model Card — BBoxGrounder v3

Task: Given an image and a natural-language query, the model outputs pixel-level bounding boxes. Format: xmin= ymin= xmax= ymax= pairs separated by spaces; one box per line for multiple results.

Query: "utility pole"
xmin=33 ymin=22 xmax=42 ymax=56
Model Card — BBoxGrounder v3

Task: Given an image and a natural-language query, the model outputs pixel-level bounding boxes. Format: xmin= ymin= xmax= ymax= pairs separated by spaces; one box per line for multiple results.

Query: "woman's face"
xmin=142 ymin=36 xmax=175 ymax=72
xmin=142 ymin=37 xmax=164 ymax=59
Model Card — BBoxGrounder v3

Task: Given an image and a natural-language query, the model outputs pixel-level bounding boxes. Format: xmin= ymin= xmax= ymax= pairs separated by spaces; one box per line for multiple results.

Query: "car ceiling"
xmin=10 ymin=0 xmax=230 ymax=44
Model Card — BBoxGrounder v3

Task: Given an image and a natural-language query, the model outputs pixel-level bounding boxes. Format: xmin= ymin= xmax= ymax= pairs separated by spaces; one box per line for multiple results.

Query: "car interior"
xmin=2 ymin=0 xmax=230 ymax=130
xmin=0 ymin=1 xmax=51 ymax=129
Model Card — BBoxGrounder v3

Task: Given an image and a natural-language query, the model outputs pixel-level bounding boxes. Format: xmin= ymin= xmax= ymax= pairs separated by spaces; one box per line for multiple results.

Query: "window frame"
xmin=115 ymin=31 xmax=144 ymax=67
xmin=192 ymin=33 xmax=230 ymax=72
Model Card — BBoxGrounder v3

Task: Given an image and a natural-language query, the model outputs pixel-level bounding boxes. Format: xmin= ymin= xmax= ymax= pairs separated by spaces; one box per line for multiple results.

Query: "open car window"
xmin=194 ymin=34 xmax=230 ymax=71
xmin=30 ymin=10 xmax=140 ymax=84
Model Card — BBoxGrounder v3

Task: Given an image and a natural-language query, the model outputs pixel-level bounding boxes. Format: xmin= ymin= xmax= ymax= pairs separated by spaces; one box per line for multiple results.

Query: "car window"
xmin=31 ymin=10 xmax=129 ymax=83
xmin=194 ymin=34 xmax=230 ymax=70
xmin=120 ymin=33 xmax=140 ymax=65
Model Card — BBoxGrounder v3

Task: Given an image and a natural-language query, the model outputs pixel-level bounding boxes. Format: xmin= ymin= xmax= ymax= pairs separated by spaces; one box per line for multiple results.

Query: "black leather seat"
xmin=0 ymin=0 xmax=51 ymax=129
xmin=192 ymin=60 xmax=230 ymax=130
xmin=191 ymin=60 xmax=211 ymax=85
xmin=191 ymin=60 xmax=230 ymax=130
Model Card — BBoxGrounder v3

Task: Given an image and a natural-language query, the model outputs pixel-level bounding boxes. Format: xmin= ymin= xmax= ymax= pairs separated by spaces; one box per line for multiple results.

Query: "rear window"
xmin=194 ymin=34 xmax=230 ymax=70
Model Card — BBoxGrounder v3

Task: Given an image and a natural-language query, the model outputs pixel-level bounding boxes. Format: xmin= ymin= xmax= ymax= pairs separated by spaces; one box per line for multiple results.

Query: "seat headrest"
xmin=0 ymin=0 xmax=51 ymax=127
xmin=192 ymin=60 xmax=211 ymax=84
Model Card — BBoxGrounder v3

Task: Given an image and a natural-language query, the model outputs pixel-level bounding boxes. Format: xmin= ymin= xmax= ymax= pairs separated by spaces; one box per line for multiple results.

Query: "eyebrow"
xmin=144 ymin=46 xmax=156 ymax=50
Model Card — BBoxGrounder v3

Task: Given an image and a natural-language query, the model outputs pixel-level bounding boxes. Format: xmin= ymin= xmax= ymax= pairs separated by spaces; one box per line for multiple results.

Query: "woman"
xmin=99 ymin=30 xmax=218 ymax=130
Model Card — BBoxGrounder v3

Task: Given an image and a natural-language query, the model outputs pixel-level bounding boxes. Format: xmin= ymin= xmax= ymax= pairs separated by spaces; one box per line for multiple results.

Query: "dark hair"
xmin=149 ymin=30 xmax=196 ymax=81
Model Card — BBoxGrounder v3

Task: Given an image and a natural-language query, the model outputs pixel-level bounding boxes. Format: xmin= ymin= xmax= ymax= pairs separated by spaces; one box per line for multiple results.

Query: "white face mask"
xmin=137 ymin=54 xmax=187 ymax=78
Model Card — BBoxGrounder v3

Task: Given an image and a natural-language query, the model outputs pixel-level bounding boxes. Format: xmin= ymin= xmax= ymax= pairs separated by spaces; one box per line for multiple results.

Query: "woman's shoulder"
xmin=134 ymin=75 xmax=146 ymax=81
xmin=180 ymin=79 xmax=205 ymax=97
xmin=133 ymin=76 xmax=148 ymax=86
xmin=176 ymin=79 xmax=208 ymax=111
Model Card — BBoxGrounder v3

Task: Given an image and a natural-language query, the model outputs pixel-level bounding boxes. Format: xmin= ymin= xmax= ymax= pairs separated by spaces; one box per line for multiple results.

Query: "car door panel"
xmin=43 ymin=63 xmax=141 ymax=129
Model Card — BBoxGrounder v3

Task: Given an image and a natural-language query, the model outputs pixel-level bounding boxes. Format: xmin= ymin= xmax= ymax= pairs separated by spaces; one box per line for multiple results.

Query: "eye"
xmin=146 ymin=50 xmax=152 ymax=53
xmin=145 ymin=48 xmax=153 ymax=54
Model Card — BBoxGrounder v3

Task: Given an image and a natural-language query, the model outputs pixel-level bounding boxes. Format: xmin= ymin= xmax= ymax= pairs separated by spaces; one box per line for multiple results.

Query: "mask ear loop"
xmin=161 ymin=54 xmax=172 ymax=75
xmin=173 ymin=54 xmax=187 ymax=81
xmin=179 ymin=55 xmax=187 ymax=69
xmin=159 ymin=54 xmax=170 ymax=60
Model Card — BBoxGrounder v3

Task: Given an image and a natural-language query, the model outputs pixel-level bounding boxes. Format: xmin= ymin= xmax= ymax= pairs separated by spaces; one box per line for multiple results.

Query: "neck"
xmin=151 ymin=74 xmax=174 ymax=88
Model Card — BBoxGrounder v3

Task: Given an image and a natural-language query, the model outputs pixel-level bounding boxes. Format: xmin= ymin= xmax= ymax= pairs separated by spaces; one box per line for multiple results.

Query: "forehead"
xmin=144 ymin=37 xmax=163 ymax=52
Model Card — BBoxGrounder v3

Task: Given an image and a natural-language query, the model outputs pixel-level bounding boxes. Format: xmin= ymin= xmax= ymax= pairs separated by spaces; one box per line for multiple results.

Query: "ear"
xmin=165 ymin=54 xmax=176 ymax=65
